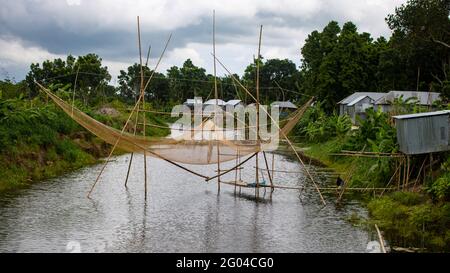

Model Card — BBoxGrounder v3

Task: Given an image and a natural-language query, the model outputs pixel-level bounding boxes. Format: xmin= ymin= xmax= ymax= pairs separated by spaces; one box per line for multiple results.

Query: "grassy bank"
xmin=0 ymin=95 xmax=170 ymax=192
xmin=298 ymin=138 xmax=450 ymax=252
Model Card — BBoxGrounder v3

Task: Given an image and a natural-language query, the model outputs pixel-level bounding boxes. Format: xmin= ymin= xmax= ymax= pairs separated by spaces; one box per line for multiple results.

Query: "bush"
xmin=344 ymin=108 xmax=398 ymax=153
xmin=427 ymin=157 xmax=450 ymax=201
xmin=368 ymin=193 xmax=450 ymax=251
xmin=428 ymin=173 xmax=450 ymax=201
xmin=296 ymin=101 xmax=352 ymax=142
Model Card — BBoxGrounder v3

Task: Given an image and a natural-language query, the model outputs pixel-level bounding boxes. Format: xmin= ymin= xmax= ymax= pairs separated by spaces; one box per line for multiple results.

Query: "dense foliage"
xmin=299 ymin=0 xmax=450 ymax=112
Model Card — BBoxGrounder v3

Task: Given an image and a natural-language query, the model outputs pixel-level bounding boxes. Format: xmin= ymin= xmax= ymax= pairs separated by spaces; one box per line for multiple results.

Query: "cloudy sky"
xmin=0 ymin=0 xmax=407 ymax=84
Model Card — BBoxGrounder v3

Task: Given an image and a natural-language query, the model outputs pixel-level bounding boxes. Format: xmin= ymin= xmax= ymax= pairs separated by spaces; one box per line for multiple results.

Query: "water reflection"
xmin=0 ymin=153 xmax=369 ymax=252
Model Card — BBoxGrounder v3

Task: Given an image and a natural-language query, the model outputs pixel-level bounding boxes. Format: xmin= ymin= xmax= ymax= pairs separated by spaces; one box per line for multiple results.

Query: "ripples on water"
xmin=0 ymin=153 xmax=369 ymax=253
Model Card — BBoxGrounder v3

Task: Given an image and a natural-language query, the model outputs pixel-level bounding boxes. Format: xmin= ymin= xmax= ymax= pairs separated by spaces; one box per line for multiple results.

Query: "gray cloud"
xmin=0 ymin=0 xmax=407 ymax=82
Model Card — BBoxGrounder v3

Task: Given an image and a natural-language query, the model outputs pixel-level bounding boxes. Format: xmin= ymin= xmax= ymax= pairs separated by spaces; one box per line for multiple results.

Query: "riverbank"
xmin=296 ymin=139 xmax=450 ymax=252
xmin=0 ymin=97 xmax=170 ymax=193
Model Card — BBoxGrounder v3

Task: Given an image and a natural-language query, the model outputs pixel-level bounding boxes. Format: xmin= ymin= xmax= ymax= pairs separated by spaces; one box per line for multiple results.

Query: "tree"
xmin=26 ymin=56 xmax=74 ymax=97
xmin=26 ymin=54 xmax=111 ymax=105
xmin=74 ymin=54 xmax=111 ymax=105
xmin=300 ymin=21 xmax=381 ymax=111
xmin=386 ymin=0 xmax=450 ymax=99
xmin=118 ymin=63 xmax=151 ymax=102
xmin=243 ymin=57 xmax=300 ymax=103
xmin=166 ymin=59 xmax=210 ymax=102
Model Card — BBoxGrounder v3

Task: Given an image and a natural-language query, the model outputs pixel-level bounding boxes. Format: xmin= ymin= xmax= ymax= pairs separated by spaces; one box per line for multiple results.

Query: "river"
xmin=0 ymin=153 xmax=370 ymax=252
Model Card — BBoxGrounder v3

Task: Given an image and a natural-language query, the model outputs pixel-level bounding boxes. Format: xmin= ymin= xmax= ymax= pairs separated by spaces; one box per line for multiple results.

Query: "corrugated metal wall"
xmin=396 ymin=114 xmax=450 ymax=154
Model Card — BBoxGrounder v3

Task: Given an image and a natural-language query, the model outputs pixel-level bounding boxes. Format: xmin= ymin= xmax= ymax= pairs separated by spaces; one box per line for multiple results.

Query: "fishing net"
xmin=37 ymin=82 xmax=311 ymax=165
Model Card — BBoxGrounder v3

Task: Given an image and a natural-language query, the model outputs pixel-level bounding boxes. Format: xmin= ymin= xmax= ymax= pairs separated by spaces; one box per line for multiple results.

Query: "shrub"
xmin=296 ymin=101 xmax=352 ymax=142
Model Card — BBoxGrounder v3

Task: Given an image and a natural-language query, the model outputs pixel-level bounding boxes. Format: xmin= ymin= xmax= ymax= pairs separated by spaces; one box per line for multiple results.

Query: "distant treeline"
xmin=1 ymin=0 xmax=449 ymax=112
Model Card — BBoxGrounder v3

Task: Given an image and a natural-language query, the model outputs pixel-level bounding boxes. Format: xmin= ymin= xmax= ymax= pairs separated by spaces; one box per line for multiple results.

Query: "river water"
xmin=0 ymin=153 xmax=370 ymax=252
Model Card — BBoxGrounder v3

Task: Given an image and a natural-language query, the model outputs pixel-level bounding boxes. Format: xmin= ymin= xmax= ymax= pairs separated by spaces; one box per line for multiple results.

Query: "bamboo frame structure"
xmin=212 ymin=54 xmax=327 ymax=205
xmin=37 ymin=14 xmax=344 ymax=206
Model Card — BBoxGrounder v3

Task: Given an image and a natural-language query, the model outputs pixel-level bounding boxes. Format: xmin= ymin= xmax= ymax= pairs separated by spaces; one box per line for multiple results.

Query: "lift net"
xmin=38 ymin=84 xmax=311 ymax=165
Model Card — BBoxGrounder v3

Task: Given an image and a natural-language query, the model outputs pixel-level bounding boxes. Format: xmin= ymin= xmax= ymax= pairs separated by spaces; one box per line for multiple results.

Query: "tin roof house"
xmin=204 ymin=99 xmax=226 ymax=107
xmin=374 ymin=91 xmax=441 ymax=113
xmin=225 ymin=99 xmax=245 ymax=108
xmin=271 ymin=101 xmax=298 ymax=118
xmin=393 ymin=110 xmax=450 ymax=155
xmin=337 ymin=92 xmax=386 ymax=124
xmin=183 ymin=97 xmax=203 ymax=109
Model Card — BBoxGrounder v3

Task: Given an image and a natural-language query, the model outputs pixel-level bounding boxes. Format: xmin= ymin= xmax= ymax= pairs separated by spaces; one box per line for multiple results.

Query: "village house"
xmin=393 ymin=110 xmax=450 ymax=155
xmin=338 ymin=91 xmax=442 ymax=124
xmin=337 ymin=92 xmax=386 ymax=124
xmin=374 ymin=90 xmax=441 ymax=113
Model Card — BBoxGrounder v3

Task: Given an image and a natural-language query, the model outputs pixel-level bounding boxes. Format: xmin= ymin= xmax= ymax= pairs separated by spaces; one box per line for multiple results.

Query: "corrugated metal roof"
xmin=337 ymin=92 xmax=386 ymax=105
xmin=347 ymin=95 xmax=373 ymax=106
xmin=184 ymin=98 xmax=202 ymax=105
xmin=226 ymin=99 xmax=242 ymax=106
xmin=393 ymin=110 xmax=450 ymax=120
xmin=375 ymin=91 xmax=440 ymax=105
xmin=271 ymin=101 xmax=297 ymax=109
xmin=204 ymin=99 xmax=226 ymax=106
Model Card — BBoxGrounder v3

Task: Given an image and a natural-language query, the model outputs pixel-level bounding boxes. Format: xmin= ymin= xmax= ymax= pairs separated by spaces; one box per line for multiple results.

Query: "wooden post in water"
xmin=255 ymin=25 xmax=263 ymax=199
xmin=263 ymin=151 xmax=274 ymax=199
xmin=234 ymin=149 xmax=239 ymax=195
xmin=137 ymin=16 xmax=148 ymax=201
xmin=124 ymin=109 xmax=140 ymax=187
xmin=213 ymin=10 xmax=221 ymax=193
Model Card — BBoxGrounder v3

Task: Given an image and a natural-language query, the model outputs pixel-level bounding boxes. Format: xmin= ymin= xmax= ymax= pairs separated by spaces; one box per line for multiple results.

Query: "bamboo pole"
xmin=71 ymin=65 xmax=80 ymax=117
xmin=234 ymin=149 xmax=239 ymax=194
xmin=262 ymin=151 xmax=274 ymax=193
xmin=219 ymin=180 xmax=394 ymax=191
xmin=137 ymin=16 xmax=149 ymax=201
xmin=405 ymin=155 xmax=410 ymax=189
xmin=271 ymin=152 xmax=275 ymax=180
xmin=375 ymin=224 xmax=387 ymax=253
xmin=337 ymin=145 xmax=365 ymax=203
xmin=380 ymin=159 xmax=402 ymax=197
xmin=239 ymin=149 xmax=242 ymax=195
xmin=206 ymin=153 xmax=258 ymax=182
xmin=255 ymin=25 xmax=263 ymax=199
xmin=254 ymin=167 xmax=341 ymax=175
xmin=413 ymin=156 xmax=427 ymax=190
xmin=429 ymin=153 xmax=434 ymax=181
xmin=124 ymin=152 xmax=134 ymax=187
xmin=145 ymin=45 xmax=151 ymax=67
xmin=124 ymin=108 xmax=140 ymax=187
xmin=340 ymin=150 xmax=403 ymax=156
xmin=330 ymin=153 xmax=404 ymax=158
xmin=213 ymin=10 xmax=221 ymax=193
